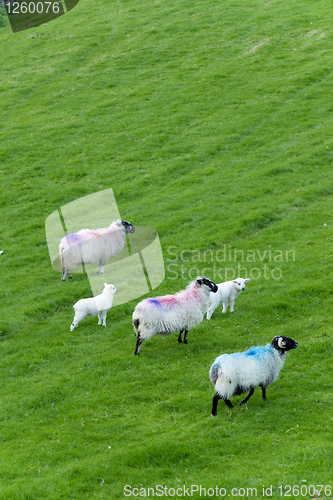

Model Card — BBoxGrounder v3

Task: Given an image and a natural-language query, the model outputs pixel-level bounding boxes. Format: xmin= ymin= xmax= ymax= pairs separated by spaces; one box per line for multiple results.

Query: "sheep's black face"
xmin=196 ymin=276 xmax=218 ymax=293
xmin=122 ymin=220 xmax=135 ymax=233
xmin=271 ymin=335 xmax=298 ymax=352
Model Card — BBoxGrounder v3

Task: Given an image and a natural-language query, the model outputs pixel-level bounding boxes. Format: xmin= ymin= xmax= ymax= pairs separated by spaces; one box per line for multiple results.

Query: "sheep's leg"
xmin=206 ymin=306 xmax=215 ymax=321
xmin=222 ymin=301 xmax=228 ymax=313
xmin=240 ymin=388 xmax=254 ymax=405
xmin=102 ymin=311 xmax=107 ymax=327
xmin=62 ymin=267 xmax=72 ymax=280
xmin=212 ymin=393 xmax=221 ymax=416
xmin=97 ymin=311 xmax=107 ymax=326
xmin=135 ymin=335 xmax=143 ymax=355
xmin=183 ymin=330 xmax=188 ymax=344
xmin=177 ymin=330 xmax=184 ymax=343
xmin=261 ymin=387 xmax=267 ymax=401
xmin=207 ymin=295 xmax=219 ymax=320
xmin=212 ymin=393 xmax=233 ymax=415
xmin=70 ymin=312 xmax=85 ymax=331
xmin=229 ymin=298 xmax=235 ymax=312
xmin=96 ymin=261 xmax=105 ymax=275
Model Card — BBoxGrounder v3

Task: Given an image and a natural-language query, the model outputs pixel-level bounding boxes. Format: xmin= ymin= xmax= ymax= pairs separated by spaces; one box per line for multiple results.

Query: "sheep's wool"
xmin=60 ymin=220 xmax=126 ymax=269
xmin=210 ymin=345 xmax=286 ymax=399
xmin=133 ymin=281 xmax=211 ymax=339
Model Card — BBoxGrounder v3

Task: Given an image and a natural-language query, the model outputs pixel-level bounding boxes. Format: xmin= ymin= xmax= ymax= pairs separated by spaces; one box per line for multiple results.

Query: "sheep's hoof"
xmin=184 ymin=339 xmax=188 ymax=344
xmin=178 ymin=338 xmax=182 ymax=343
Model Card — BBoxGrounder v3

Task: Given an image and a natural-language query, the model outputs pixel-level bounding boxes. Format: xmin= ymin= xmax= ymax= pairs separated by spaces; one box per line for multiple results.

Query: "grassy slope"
xmin=1 ymin=0 xmax=333 ymax=498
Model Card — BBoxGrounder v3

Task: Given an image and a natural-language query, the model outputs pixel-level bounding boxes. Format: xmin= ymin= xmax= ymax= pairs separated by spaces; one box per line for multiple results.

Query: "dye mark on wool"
xmin=45 ymin=188 xmax=165 ymax=306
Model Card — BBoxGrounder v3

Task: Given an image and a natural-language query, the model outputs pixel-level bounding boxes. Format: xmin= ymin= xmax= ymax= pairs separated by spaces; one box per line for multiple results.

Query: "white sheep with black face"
xmin=209 ymin=335 xmax=298 ymax=415
xmin=206 ymin=277 xmax=250 ymax=320
xmin=132 ymin=277 xmax=218 ymax=355
xmin=59 ymin=219 xmax=135 ymax=281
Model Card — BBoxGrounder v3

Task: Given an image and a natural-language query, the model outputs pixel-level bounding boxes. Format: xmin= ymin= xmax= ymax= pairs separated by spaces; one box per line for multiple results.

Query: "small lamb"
xmin=206 ymin=277 xmax=250 ymax=320
xmin=70 ymin=283 xmax=117 ymax=331
xmin=209 ymin=335 xmax=298 ymax=415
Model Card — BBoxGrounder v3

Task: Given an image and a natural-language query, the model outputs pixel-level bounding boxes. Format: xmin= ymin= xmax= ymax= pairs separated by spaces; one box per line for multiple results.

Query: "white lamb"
xmin=206 ymin=277 xmax=250 ymax=320
xmin=70 ymin=283 xmax=117 ymax=331
xmin=60 ymin=219 xmax=135 ymax=281
xmin=209 ymin=335 xmax=298 ymax=415
xmin=132 ymin=276 xmax=218 ymax=355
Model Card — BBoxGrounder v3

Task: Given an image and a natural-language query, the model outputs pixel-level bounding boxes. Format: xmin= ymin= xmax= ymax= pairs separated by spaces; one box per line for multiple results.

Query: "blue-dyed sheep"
xmin=209 ymin=336 xmax=298 ymax=415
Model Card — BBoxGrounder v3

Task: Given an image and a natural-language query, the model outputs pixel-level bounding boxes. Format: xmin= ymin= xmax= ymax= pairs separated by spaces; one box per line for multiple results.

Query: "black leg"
xmin=240 ymin=388 xmax=254 ymax=405
xmin=212 ymin=393 xmax=221 ymax=416
xmin=183 ymin=330 xmax=188 ymax=344
xmin=261 ymin=387 xmax=267 ymax=401
xmin=178 ymin=330 xmax=184 ymax=343
xmin=61 ymin=268 xmax=66 ymax=281
xmin=135 ymin=336 xmax=143 ymax=355
xmin=212 ymin=393 xmax=233 ymax=415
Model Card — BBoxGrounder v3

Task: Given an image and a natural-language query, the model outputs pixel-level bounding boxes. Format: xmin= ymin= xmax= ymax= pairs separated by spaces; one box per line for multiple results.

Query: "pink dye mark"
xmin=158 ymin=295 xmax=178 ymax=305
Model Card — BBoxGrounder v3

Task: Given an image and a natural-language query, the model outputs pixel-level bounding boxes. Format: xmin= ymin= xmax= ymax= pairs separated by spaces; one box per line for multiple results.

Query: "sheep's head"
xmin=232 ymin=277 xmax=250 ymax=292
xmin=196 ymin=276 xmax=218 ymax=293
xmin=104 ymin=283 xmax=117 ymax=294
xmin=271 ymin=335 xmax=298 ymax=352
xmin=121 ymin=220 xmax=135 ymax=234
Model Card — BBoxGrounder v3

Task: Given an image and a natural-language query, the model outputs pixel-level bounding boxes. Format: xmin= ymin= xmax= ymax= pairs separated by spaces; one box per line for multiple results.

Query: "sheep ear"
xmin=232 ymin=280 xmax=238 ymax=283
xmin=104 ymin=283 xmax=107 ymax=287
xmin=197 ymin=278 xmax=202 ymax=286
xmin=277 ymin=337 xmax=285 ymax=349
xmin=245 ymin=278 xmax=251 ymax=282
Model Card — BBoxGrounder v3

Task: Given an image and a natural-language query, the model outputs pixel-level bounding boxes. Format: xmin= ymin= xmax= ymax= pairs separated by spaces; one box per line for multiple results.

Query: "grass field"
xmin=1 ymin=0 xmax=333 ymax=498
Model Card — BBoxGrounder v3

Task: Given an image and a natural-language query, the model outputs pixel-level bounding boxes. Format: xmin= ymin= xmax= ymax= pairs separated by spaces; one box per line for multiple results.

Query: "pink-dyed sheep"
xmin=132 ymin=276 xmax=218 ymax=355
xmin=59 ymin=219 xmax=134 ymax=281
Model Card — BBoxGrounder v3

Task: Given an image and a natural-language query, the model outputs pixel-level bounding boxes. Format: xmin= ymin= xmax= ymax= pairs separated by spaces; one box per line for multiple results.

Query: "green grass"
xmin=1 ymin=0 xmax=333 ymax=498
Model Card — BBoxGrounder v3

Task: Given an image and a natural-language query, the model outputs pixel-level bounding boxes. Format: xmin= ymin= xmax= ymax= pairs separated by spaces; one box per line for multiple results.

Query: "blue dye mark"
xmin=246 ymin=345 xmax=272 ymax=358
xmin=67 ymin=233 xmax=82 ymax=245
xmin=148 ymin=298 xmax=161 ymax=307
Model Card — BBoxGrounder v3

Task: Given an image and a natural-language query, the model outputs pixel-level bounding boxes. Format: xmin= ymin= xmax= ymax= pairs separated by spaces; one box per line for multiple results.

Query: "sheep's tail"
xmin=209 ymin=363 xmax=220 ymax=386
xmin=133 ymin=318 xmax=140 ymax=333
xmin=133 ymin=318 xmax=143 ymax=354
